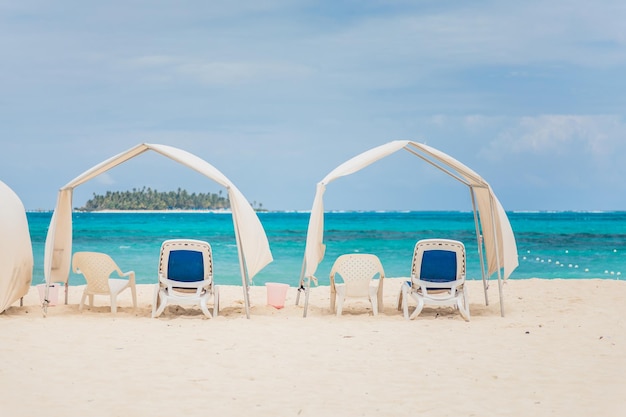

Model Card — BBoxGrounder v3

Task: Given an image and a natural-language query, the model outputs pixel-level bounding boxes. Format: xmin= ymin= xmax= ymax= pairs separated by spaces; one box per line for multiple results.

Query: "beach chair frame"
xmin=398 ymin=239 xmax=469 ymax=321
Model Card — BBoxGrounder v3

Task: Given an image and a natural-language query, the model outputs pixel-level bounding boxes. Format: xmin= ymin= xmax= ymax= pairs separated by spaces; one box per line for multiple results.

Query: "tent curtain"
xmin=44 ymin=143 xmax=273 ymax=287
xmin=0 ymin=181 xmax=33 ymax=313
xmin=302 ymin=140 xmax=518 ymax=282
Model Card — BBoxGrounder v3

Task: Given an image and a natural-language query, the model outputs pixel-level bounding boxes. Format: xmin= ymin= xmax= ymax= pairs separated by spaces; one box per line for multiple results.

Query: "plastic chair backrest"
xmin=420 ymin=250 xmax=457 ymax=283
xmin=332 ymin=254 xmax=384 ymax=297
xmin=73 ymin=252 xmax=120 ymax=293
xmin=167 ymin=250 xmax=205 ymax=283
xmin=159 ymin=239 xmax=213 ymax=284
xmin=412 ymin=239 xmax=465 ymax=284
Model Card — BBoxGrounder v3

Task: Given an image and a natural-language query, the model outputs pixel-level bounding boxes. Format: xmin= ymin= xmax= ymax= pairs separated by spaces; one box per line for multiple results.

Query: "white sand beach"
xmin=1 ymin=278 xmax=625 ymax=417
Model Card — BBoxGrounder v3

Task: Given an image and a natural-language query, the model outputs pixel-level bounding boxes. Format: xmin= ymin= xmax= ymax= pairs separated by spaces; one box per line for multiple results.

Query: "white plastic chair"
xmin=152 ymin=239 xmax=219 ymax=319
xmin=397 ymin=239 xmax=470 ymax=321
xmin=330 ymin=254 xmax=385 ymax=316
xmin=72 ymin=252 xmax=137 ymax=313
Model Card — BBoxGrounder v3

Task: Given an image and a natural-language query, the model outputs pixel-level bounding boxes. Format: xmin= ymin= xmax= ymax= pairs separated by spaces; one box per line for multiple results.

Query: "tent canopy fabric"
xmin=0 ymin=180 xmax=33 ymax=313
xmin=303 ymin=140 xmax=518 ymax=290
xmin=44 ymin=143 xmax=273 ymax=292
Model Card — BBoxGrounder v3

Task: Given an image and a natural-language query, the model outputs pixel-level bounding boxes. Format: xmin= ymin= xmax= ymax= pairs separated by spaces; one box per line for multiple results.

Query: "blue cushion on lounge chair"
xmin=420 ymin=250 xmax=457 ymax=282
xmin=167 ymin=250 xmax=204 ymax=282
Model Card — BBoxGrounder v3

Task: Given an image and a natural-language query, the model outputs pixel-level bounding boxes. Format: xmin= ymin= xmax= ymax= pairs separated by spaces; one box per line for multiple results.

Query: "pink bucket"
xmin=37 ymin=283 xmax=58 ymax=306
xmin=265 ymin=283 xmax=290 ymax=309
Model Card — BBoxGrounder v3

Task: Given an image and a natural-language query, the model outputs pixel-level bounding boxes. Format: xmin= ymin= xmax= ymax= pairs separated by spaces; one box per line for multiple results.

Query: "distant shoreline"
xmin=25 ymin=209 xmax=626 ymax=214
xmin=80 ymin=209 xmax=234 ymax=214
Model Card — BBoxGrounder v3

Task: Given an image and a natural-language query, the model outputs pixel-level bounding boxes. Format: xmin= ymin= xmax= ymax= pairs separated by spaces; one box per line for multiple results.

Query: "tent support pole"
xmin=470 ymin=188 xmax=489 ymax=306
xmin=42 ymin=281 xmax=50 ymax=317
xmin=243 ymin=279 xmax=251 ymax=319
xmin=488 ymin=194 xmax=505 ymax=317
xmin=295 ymin=255 xmax=306 ymax=306
xmin=303 ymin=277 xmax=311 ymax=318
xmin=295 ymin=284 xmax=301 ymax=305
xmin=497 ymin=272 xmax=504 ymax=317
xmin=295 ymin=257 xmax=311 ymax=318
xmin=232 ymin=205 xmax=251 ymax=319
xmin=404 ymin=147 xmax=473 ymax=186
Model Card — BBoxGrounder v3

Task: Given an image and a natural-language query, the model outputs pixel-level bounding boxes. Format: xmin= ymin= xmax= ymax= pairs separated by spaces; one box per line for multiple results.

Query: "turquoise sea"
xmin=26 ymin=211 xmax=626 ymax=287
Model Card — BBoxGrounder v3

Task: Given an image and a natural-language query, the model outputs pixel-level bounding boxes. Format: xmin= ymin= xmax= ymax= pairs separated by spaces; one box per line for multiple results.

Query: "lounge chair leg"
xmin=79 ymin=292 xmax=87 ymax=312
xmin=151 ymin=284 xmax=160 ymax=318
xmin=152 ymin=288 xmax=168 ymax=318
xmin=409 ymin=298 xmax=424 ymax=320
xmin=213 ymin=287 xmax=219 ymax=317
xmin=401 ymin=284 xmax=411 ymax=320
xmin=458 ymin=299 xmax=470 ymax=321
xmin=371 ymin=297 xmax=378 ymax=316
xmin=200 ymin=298 xmax=212 ymax=319
xmin=131 ymin=285 xmax=137 ymax=309
xmin=369 ymin=286 xmax=380 ymax=316
xmin=153 ymin=299 xmax=167 ymax=318
xmin=336 ymin=297 xmax=343 ymax=316
xmin=458 ymin=286 xmax=470 ymax=321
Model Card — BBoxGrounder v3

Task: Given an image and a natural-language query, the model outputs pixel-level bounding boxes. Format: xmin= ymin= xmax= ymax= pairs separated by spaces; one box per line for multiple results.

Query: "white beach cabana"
xmin=297 ymin=140 xmax=518 ymax=317
xmin=43 ymin=143 xmax=273 ymax=318
xmin=0 ymin=180 xmax=34 ymax=313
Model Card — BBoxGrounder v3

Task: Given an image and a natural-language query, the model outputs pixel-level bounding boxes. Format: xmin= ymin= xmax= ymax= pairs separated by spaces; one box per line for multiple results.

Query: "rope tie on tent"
xmin=297 ymin=275 xmax=318 ymax=293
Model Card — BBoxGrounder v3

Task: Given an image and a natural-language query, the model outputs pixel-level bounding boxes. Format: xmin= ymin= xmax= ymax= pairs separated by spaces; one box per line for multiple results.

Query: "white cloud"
xmin=477 ymin=114 xmax=626 ymax=200
xmin=174 ymin=60 xmax=312 ymax=86
xmin=308 ymin=0 xmax=626 ymax=76
xmin=121 ymin=54 xmax=314 ymax=86
xmin=93 ymin=172 xmax=116 ymax=186
xmin=463 ymin=115 xmax=496 ymax=131
xmin=428 ymin=115 xmax=447 ymax=127
xmin=483 ymin=115 xmax=626 ymax=158
xmin=126 ymin=55 xmax=177 ymax=68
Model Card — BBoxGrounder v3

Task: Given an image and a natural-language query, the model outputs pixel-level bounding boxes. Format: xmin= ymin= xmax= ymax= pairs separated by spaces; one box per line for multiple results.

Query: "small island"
xmin=76 ymin=187 xmax=264 ymax=211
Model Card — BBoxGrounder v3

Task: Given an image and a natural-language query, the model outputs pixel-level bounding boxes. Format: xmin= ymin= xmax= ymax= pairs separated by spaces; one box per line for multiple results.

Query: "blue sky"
xmin=1 ymin=1 xmax=625 ymax=211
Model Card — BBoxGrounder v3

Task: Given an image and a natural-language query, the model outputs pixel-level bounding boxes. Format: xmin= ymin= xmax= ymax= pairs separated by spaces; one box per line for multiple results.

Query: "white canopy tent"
xmin=0 ymin=180 xmax=33 ymax=313
xmin=43 ymin=143 xmax=273 ymax=318
xmin=296 ymin=140 xmax=518 ymax=317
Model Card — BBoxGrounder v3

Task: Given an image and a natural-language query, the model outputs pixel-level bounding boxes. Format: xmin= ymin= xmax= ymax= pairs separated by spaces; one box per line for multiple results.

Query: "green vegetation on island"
xmin=77 ymin=187 xmax=237 ymax=211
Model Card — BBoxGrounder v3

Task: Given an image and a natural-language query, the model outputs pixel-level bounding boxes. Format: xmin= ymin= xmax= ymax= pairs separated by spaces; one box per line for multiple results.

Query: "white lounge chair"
xmin=152 ymin=239 xmax=219 ymax=319
xmin=72 ymin=252 xmax=137 ymax=313
xmin=398 ymin=239 xmax=469 ymax=321
xmin=330 ymin=253 xmax=385 ymax=316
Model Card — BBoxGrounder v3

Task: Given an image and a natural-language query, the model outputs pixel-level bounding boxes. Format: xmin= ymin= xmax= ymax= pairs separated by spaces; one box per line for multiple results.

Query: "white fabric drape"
xmin=0 ymin=180 xmax=33 ymax=313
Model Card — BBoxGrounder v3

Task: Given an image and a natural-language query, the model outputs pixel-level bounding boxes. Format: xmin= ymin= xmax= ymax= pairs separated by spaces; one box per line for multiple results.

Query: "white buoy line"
xmin=521 ymin=248 xmax=622 ymax=278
